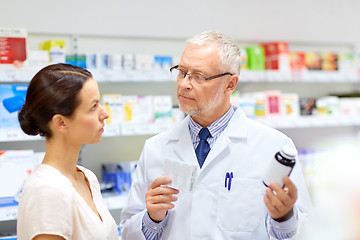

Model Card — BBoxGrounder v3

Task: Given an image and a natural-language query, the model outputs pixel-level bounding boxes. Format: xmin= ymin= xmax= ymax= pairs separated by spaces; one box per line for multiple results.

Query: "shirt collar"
xmin=189 ymin=106 xmax=235 ymax=139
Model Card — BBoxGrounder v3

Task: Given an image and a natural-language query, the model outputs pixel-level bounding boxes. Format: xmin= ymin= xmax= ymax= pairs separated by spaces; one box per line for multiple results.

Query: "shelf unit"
xmin=0 ymin=193 xmax=128 ymax=223
xmin=1 ymin=68 xmax=359 ymax=83
xmin=1 ymin=45 xmax=360 ymax=239
xmin=1 ymin=69 xmax=359 ymax=142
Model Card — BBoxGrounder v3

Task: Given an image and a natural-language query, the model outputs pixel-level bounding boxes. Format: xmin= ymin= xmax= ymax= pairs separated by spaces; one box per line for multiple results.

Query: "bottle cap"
xmin=281 ymin=145 xmax=298 ymax=159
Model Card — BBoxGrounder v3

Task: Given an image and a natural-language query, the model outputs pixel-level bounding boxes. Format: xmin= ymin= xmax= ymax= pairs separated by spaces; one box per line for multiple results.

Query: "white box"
xmin=0 ymin=150 xmax=34 ymax=206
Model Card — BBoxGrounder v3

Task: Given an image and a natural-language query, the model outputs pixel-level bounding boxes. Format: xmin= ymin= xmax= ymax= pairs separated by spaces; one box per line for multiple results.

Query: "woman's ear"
xmin=51 ymin=114 xmax=67 ymax=133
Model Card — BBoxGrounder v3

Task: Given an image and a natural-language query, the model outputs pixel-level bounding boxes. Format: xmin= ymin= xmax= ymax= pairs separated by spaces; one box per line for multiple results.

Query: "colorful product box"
xmin=39 ymin=40 xmax=66 ymax=64
xmin=246 ymin=46 xmax=265 ymax=71
xmin=339 ymin=98 xmax=360 ymax=116
xmin=305 ymin=52 xmax=321 ymax=70
xmin=338 ymin=53 xmax=357 ymax=72
xmin=321 ymin=52 xmax=338 ymax=71
xmin=111 ymin=54 xmax=123 ymax=70
xmin=0 ymin=150 xmax=34 ymax=207
xmin=135 ymin=54 xmax=154 ymax=71
xmin=153 ymin=95 xmax=172 ymax=123
xmin=122 ymin=54 xmax=135 ymax=71
xmin=238 ymin=96 xmax=256 ymax=118
xmin=281 ymin=93 xmax=300 ymax=117
xmin=0 ymin=27 xmax=27 ymax=67
xmin=65 ymin=54 xmax=86 ymax=68
xmin=290 ymin=52 xmax=306 ymax=71
xmin=260 ymin=42 xmax=290 ymax=71
xmin=253 ymin=92 xmax=266 ymax=117
xmin=0 ymin=84 xmax=28 ymax=129
xmin=299 ymin=98 xmax=317 ymax=115
xmin=123 ymin=95 xmax=154 ymax=124
xmin=154 ymin=55 xmax=173 ymax=71
xmin=240 ymin=49 xmax=248 ymax=70
xmin=26 ymin=50 xmax=49 ymax=70
xmin=316 ymin=96 xmax=340 ymax=115
xmin=265 ymin=90 xmax=282 ymax=116
xmin=102 ymin=94 xmax=123 ymax=125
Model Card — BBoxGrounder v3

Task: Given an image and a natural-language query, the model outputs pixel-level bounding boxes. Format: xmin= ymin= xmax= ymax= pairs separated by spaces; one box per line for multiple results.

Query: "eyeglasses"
xmin=170 ymin=65 xmax=233 ymax=85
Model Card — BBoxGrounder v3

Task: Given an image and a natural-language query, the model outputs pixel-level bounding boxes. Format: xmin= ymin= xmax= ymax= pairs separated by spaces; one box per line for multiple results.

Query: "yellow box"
xmin=38 ymin=40 xmax=65 ymax=51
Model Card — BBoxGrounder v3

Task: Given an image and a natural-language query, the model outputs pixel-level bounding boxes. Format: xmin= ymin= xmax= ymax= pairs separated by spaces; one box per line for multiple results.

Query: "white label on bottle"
xmin=263 ymin=160 xmax=292 ymax=188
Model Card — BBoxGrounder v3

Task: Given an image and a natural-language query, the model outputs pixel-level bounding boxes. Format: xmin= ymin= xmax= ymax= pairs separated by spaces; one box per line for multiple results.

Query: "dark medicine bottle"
xmin=263 ymin=145 xmax=297 ymax=188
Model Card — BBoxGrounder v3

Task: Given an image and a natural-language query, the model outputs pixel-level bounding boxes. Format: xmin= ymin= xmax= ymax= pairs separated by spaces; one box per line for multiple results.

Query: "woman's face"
xmin=65 ymin=78 xmax=109 ymax=145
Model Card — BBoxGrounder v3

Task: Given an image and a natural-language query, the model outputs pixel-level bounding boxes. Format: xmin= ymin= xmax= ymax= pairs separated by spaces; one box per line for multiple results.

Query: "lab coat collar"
xmin=200 ymin=107 xmax=249 ymax=169
xmin=165 ymin=106 xmax=249 ymax=141
xmin=164 ymin=107 xmax=249 ymax=165
xmin=226 ymin=106 xmax=249 ymax=140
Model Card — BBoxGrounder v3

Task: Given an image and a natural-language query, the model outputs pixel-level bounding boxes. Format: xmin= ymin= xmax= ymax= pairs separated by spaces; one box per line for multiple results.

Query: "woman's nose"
xmin=100 ymin=105 xmax=110 ymax=120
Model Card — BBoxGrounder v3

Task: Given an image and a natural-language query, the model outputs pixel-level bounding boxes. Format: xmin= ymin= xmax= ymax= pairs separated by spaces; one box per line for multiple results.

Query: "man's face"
xmin=176 ymin=43 xmax=228 ymax=124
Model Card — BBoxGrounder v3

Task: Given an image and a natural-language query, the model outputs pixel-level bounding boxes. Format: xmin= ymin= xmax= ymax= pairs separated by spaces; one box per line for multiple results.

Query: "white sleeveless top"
xmin=17 ymin=164 xmax=118 ymax=240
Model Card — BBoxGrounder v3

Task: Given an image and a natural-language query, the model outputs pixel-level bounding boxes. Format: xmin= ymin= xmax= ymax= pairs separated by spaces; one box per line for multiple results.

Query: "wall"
xmin=1 ymin=0 xmax=360 ymax=47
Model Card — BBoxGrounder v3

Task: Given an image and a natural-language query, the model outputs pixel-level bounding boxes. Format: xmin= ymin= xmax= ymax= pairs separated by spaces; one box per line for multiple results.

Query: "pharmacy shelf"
xmin=239 ymin=70 xmax=360 ymax=82
xmin=0 ymin=193 xmax=128 ymax=222
xmin=0 ymin=122 xmax=178 ymax=142
xmin=1 ymin=116 xmax=359 ymax=142
xmin=0 ymin=69 xmax=174 ymax=83
xmin=1 ymin=69 xmax=360 ymax=83
xmin=104 ymin=121 xmax=177 ymax=137
xmin=256 ymin=115 xmax=360 ymax=129
xmin=0 ymin=128 xmax=42 ymax=142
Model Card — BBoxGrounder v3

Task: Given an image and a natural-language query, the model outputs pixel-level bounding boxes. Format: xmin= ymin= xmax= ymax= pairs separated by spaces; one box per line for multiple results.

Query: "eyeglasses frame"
xmin=170 ymin=65 xmax=234 ymax=83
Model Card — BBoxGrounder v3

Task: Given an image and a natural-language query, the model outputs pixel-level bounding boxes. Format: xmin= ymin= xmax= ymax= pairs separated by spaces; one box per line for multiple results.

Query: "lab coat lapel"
xmin=201 ymin=128 xmax=231 ymax=169
xmin=201 ymin=108 xmax=249 ymax=169
xmin=167 ymin=116 xmax=198 ymax=165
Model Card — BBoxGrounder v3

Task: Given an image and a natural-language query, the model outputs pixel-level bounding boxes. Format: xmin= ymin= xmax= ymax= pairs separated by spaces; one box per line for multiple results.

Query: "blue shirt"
xmin=141 ymin=106 xmax=298 ymax=239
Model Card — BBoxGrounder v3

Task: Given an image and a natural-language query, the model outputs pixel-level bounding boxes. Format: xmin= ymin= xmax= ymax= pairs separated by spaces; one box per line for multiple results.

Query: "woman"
xmin=17 ymin=63 xmax=118 ymax=240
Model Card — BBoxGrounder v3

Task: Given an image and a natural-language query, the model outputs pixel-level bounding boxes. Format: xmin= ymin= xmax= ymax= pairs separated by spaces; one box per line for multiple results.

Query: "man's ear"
xmin=51 ymin=114 xmax=67 ymax=133
xmin=225 ymin=74 xmax=239 ymax=94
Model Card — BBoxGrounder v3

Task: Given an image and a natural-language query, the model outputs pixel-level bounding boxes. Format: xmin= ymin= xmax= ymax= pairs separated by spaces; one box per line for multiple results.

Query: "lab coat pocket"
xmin=217 ymin=178 xmax=261 ymax=232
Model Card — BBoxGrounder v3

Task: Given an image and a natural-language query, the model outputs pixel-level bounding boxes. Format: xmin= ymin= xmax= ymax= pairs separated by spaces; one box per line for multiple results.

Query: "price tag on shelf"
xmin=1 ymin=128 xmax=27 ymax=141
xmin=152 ymin=71 xmax=173 ymax=82
xmin=0 ymin=128 xmax=42 ymax=142
xmin=239 ymin=70 xmax=265 ymax=82
xmin=0 ymin=69 xmax=35 ymax=82
xmin=331 ymin=72 xmax=343 ymax=82
xmin=121 ymin=123 xmax=153 ymax=135
xmin=4 ymin=70 xmax=16 ymax=82
xmin=103 ymin=125 xmax=121 ymax=137
xmin=102 ymin=70 xmax=114 ymax=82
xmin=341 ymin=71 xmax=358 ymax=82
xmin=0 ymin=70 xmax=8 ymax=81
xmin=132 ymin=71 xmax=148 ymax=82
xmin=265 ymin=70 xmax=291 ymax=82
xmin=291 ymin=71 xmax=304 ymax=82
xmin=0 ymin=206 xmax=18 ymax=221
xmin=155 ymin=122 xmax=174 ymax=133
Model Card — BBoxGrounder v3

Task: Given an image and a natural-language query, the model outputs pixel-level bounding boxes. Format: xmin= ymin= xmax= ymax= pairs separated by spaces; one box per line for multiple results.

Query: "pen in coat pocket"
xmin=225 ymin=172 xmax=233 ymax=191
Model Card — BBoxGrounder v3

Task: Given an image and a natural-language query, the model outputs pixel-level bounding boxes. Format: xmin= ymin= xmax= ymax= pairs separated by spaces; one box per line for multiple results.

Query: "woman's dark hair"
xmin=18 ymin=63 xmax=93 ymax=138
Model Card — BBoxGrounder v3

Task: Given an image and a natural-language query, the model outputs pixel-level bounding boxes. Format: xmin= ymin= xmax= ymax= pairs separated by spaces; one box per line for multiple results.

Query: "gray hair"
xmin=186 ymin=30 xmax=241 ymax=75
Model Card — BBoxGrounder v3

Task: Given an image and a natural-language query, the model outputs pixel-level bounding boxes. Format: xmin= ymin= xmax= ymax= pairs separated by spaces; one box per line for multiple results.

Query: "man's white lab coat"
xmin=121 ymin=107 xmax=312 ymax=240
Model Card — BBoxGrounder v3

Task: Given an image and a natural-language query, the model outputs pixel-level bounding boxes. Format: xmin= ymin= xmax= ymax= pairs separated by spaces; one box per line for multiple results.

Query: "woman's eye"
xmin=91 ymin=104 xmax=98 ymax=111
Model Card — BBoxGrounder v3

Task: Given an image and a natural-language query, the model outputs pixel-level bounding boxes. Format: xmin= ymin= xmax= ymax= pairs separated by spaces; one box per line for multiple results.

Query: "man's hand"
xmin=264 ymin=176 xmax=298 ymax=221
xmin=145 ymin=176 xmax=179 ymax=222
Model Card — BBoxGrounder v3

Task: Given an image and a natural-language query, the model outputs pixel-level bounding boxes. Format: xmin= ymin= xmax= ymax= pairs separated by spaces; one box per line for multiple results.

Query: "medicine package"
xmin=162 ymin=158 xmax=197 ymax=192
